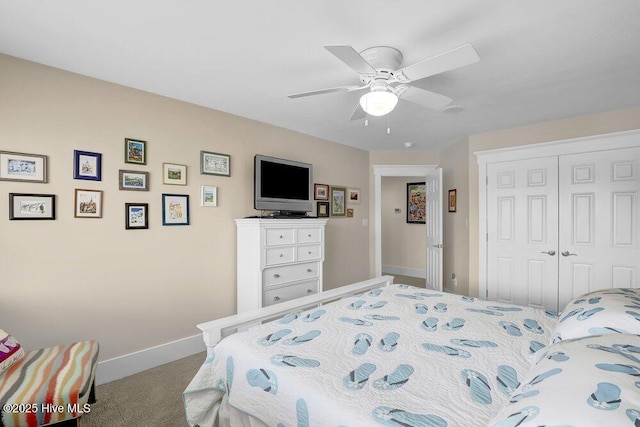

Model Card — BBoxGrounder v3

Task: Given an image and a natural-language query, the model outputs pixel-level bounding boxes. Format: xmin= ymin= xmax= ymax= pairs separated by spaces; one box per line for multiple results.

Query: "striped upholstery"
xmin=0 ymin=341 xmax=99 ymax=427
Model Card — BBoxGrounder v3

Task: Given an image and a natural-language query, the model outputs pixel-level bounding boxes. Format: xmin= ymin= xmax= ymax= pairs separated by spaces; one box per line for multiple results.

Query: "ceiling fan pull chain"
xmin=387 ymin=114 xmax=391 ymax=135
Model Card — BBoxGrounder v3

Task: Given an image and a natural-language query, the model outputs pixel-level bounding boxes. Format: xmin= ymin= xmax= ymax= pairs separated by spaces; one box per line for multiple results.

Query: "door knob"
xmin=561 ymin=251 xmax=577 ymax=257
xmin=540 ymin=250 xmax=556 ymax=256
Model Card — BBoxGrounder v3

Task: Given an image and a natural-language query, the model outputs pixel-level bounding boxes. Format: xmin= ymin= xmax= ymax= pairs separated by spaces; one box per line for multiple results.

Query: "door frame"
xmin=373 ymin=164 xmax=439 ymax=280
xmin=476 ymin=129 xmax=640 ymax=299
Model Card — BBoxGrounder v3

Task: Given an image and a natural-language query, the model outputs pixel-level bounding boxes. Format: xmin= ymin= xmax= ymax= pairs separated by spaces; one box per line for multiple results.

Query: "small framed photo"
xmin=119 ymin=170 xmax=150 ymax=191
xmin=407 ymin=182 xmax=426 ymax=224
xmin=163 ymin=163 xmax=187 ymax=185
xmin=448 ymin=189 xmax=457 ymax=213
xmin=0 ymin=151 xmax=47 ymax=183
xmin=74 ymin=189 xmax=103 ymax=218
xmin=124 ymin=138 xmax=146 ymax=165
xmin=201 ymin=185 xmax=218 ymax=207
xmin=347 ymin=208 xmax=354 ymax=218
xmin=200 ymin=151 xmax=230 ymax=177
xmin=330 ymin=186 xmax=346 ymax=217
xmin=162 ymin=193 xmax=189 ymax=226
xmin=125 ymin=203 xmax=149 ymax=229
xmin=314 ymin=183 xmax=329 ymax=200
xmin=9 ymin=193 xmax=56 ymax=220
xmin=74 ymin=150 xmax=102 ymax=181
xmin=348 ymin=188 xmax=360 ymax=204
xmin=317 ymin=201 xmax=329 ymax=218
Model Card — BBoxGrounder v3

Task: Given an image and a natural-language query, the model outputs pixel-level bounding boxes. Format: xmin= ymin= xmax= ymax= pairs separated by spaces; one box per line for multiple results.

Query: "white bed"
xmin=184 ymin=278 xmax=640 ymax=427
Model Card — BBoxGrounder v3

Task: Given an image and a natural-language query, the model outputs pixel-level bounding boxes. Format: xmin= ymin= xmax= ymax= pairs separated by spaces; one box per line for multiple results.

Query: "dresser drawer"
xmin=263 ymin=280 xmax=319 ymax=307
xmin=265 ymin=246 xmax=295 ymax=265
xmin=297 ymin=227 xmax=322 ymax=244
xmin=263 ymin=262 xmax=319 ymax=286
xmin=297 ymin=244 xmax=321 ymax=261
xmin=265 ymin=228 xmax=295 ymax=246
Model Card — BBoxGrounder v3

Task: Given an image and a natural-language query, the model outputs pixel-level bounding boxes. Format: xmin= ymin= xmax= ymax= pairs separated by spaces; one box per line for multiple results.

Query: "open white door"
xmin=426 ymin=168 xmax=443 ymax=290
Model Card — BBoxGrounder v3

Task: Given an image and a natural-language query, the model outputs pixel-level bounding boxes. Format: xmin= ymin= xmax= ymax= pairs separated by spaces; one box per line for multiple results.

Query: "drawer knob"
xmin=279 ymin=235 xmax=283 ymax=238
xmin=308 ymin=251 xmax=312 ymax=255
xmin=274 ymin=273 xmax=280 ymax=278
xmin=306 ymin=268 xmax=312 ymax=273
xmin=306 ymin=289 xmax=313 ymax=294
xmin=308 ymin=233 xmax=311 ymax=237
xmin=273 ymin=296 xmax=280 ymax=301
xmin=279 ymin=254 xmax=283 ymax=257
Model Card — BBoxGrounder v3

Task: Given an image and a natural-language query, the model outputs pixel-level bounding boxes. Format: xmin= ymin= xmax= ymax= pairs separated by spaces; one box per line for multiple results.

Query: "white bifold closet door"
xmin=487 ymin=147 xmax=640 ymax=312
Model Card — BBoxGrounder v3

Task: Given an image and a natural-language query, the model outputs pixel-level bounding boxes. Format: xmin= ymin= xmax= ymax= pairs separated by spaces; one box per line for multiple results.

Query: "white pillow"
xmin=550 ymin=288 xmax=640 ymax=343
xmin=489 ymin=334 xmax=640 ymax=427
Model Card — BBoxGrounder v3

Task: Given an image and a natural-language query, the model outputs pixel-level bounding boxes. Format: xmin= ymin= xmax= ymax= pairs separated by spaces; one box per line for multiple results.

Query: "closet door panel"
xmin=487 ymin=157 xmax=559 ymax=309
xmin=558 ymin=147 xmax=640 ymax=309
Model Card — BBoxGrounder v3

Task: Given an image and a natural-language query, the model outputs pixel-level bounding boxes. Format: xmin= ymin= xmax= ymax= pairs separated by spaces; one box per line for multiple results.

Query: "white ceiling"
xmin=1 ymin=1 xmax=639 ymax=152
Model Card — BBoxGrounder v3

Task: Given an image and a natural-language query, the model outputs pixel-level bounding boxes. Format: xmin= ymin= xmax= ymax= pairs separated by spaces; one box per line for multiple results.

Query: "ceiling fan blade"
xmin=396 ymin=44 xmax=480 ymax=82
xmin=325 ymin=45 xmax=377 ymax=75
xmin=349 ymin=103 xmax=366 ymax=121
xmin=400 ymin=86 xmax=453 ymax=111
xmin=288 ymin=85 xmax=361 ymax=99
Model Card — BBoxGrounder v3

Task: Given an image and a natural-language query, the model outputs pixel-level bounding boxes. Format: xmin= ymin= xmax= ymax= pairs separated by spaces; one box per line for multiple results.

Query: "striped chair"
xmin=0 ymin=341 xmax=99 ymax=427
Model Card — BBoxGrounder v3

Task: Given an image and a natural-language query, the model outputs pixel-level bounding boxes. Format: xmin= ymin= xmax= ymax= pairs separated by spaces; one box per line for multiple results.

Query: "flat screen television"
xmin=254 ymin=154 xmax=313 ymax=216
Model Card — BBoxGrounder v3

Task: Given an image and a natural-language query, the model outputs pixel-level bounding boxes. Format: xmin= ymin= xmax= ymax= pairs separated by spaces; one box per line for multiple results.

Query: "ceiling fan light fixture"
xmin=359 ymin=90 xmax=398 ymax=117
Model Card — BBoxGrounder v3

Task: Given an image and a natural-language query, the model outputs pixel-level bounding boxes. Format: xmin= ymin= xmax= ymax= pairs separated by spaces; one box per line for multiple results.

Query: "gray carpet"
xmin=79 ymin=352 xmax=206 ymax=427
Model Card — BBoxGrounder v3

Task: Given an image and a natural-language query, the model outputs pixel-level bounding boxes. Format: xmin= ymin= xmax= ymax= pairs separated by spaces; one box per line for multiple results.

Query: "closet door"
xmin=558 ymin=147 xmax=640 ymax=309
xmin=487 ymin=157 xmax=559 ymax=309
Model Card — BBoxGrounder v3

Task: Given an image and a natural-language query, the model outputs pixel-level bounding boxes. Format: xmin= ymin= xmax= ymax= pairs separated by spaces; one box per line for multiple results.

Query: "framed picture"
xmin=407 ymin=182 xmax=426 ymax=224
xmin=330 ymin=186 xmax=346 ymax=217
xmin=0 ymin=151 xmax=47 ymax=183
xmin=348 ymin=188 xmax=360 ymax=204
xmin=448 ymin=189 xmax=457 ymax=213
xmin=314 ymin=183 xmax=329 ymax=200
xmin=124 ymin=138 xmax=146 ymax=165
xmin=201 ymin=185 xmax=218 ymax=207
xmin=200 ymin=151 xmax=230 ymax=177
xmin=119 ymin=170 xmax=149 ymax=191
xmin=317 ymin=201 xmax=329 ymax=218
xmin=73 ymin=150 xmax=102 ymax=181
xmin=162 ymin=193 xmax=189 ymax=226
xmin=74 ymin=189 xmax=103 ymax=218
xmin=347 ymin=208 xmax=354 ymax=218
xmin=125 ymin=203 xmax=149 ymax=229
xmin=163 ymin=163 xmax=187 ymax=185
xmin=9 ymin=193 xmax=55 ymax=220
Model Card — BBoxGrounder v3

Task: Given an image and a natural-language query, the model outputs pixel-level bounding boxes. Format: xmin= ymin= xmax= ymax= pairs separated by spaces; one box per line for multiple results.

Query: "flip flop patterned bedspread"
xmin=184 ymin=284 xmax=558 ymax=427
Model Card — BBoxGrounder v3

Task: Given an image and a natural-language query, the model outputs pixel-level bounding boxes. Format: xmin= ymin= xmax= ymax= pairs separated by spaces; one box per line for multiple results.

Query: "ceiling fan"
xmin=288 ymin=44 xmax=480 ymax=120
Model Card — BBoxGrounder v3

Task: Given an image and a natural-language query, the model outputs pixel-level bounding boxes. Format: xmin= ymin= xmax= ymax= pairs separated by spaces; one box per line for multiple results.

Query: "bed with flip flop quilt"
xmin=183 ymin=284 xmax=640 ymax=427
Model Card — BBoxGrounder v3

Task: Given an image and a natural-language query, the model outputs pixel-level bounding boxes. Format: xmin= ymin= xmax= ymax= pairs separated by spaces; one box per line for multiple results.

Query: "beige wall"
xmin=440 ymin=138 xmax=470 ymax=295
xmin=467 ymin=106 xmax=640 ymax=297
xmin=0 ymin=54 xmax=370 ymax=361
xmin=381 ymin=177 xmax=426 ymax=274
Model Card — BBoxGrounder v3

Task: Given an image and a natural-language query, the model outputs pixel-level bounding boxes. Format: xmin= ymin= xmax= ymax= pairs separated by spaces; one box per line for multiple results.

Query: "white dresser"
xmin=235 ymin=218 xmax=328 ymax=313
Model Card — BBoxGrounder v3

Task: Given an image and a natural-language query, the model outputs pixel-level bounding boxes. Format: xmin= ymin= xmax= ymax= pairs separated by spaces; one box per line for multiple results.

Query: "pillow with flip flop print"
xmin=550 ymin=288 xmax=640 ymax=343
xmin=489 ymin=333 xmax=640 ymax=427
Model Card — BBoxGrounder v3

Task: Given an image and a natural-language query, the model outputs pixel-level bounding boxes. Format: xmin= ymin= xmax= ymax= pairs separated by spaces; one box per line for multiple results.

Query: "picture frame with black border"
xmin=9 ymin=193 xmax=56 ymax=220
xmin=125 ymin=203 xmax=149 ymax=229
xmin=162 ymin=193 xmax=189 ymax=225
xmin=74 ymin=150 xmax=102 ymax=181
xmin=124 ymin=138 xmax=146 ymax=165
xmin=317 ymin=201 xmax=329 ymax=217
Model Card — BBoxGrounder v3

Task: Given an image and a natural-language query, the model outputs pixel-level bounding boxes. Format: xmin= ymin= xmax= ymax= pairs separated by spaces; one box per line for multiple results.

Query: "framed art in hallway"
xmin=0 ymin=151 xmax=47 ymax=183
xmin=9 ymin=193 xmax=56 ymax=220
xmin=314 ymin=183 xmax=329 ymax=200
xmin=124 ymin=138 xmax=146 ymax=165
xmin=406 ymin=182 xmax=426 ymax=224
xmin=163 ymin=163 xmax=187 ymax=185
xmin=119 ymin=170 xmax=149 ymax=191
xmin=74 ymin=189 xmax=103 ymax=218
xmin=162 ymin=193 xmax=189 ymax=225
xmin=73 ymin=150 xmax=102 ymax=181
xmin=448 ymin=189 xmax=457 ymax=212
xmin=347 ymin=188 xmax=360 ymax=204
xmin=125 ymin=203 xmax=148 ymax=229
xmin=201 ymin=185 xmax=218 ymax=207
xmin=317 ymin=201 xmax=329 ymax=217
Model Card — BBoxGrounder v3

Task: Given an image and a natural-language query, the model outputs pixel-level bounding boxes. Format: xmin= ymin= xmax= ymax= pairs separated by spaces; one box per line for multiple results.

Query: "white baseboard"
xmin=382 ymin=265 xmax=426 ymax=279
xmin=96 ymin=334 xmax=206 ymax=385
